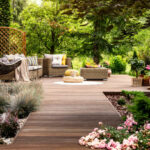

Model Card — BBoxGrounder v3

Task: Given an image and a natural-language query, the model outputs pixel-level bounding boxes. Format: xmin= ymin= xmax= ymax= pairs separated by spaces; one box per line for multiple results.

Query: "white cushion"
xmin=28 ymin=65 xmax=42 ymax=71
xmin=44 ymin=54 xmax=53 ymax=59
xmin=52 ymin=55 xmax=63 ymax=65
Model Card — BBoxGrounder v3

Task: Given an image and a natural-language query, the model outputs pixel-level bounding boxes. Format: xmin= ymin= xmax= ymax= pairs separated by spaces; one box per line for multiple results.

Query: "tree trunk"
xmin=93 ymin=44 xmax=100 ymax=64
xmin=50 ymin=30 xmax=55 ymax=54
xmin=93 ymin=20 xmax=100 ymax=64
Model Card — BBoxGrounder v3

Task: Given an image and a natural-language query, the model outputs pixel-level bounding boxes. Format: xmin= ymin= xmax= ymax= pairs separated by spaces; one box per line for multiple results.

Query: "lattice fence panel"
xmin=0 ymin=27 xmax=26 ymax=56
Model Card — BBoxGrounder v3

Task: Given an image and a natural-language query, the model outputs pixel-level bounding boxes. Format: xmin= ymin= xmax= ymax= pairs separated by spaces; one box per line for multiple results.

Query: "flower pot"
xmin=132 ymin=78 xmax=142 ymax=87
xmin=108 ymin=69 xmax=112 ymax=77
xmin=142 ymin=77 xmax=150 ymax=86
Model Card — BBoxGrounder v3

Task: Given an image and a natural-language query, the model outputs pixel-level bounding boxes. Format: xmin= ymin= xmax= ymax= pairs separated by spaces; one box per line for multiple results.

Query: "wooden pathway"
xmin=1 ymin=75 xmax=149 ymax=150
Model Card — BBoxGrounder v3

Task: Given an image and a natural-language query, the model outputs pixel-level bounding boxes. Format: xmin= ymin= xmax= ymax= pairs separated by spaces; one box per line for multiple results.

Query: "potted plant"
xmin=129 ymin=58 xmax=145 ymax=87
xmin=142 ymin=65 xmax=150 ymax=86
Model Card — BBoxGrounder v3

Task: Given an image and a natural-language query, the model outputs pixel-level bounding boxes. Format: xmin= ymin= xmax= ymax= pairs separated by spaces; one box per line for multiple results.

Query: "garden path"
xmin=1 ymin=75 xmax=149 ymax=150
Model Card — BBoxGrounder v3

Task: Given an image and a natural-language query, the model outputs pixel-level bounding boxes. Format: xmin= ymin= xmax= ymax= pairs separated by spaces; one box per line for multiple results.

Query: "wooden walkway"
xmin=1 ymin=75 xmax=149 ymax=150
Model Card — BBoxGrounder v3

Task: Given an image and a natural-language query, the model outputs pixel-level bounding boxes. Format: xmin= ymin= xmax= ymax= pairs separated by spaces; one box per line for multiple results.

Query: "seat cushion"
xmin=52 ymin=65 xmax=68 ymax=68
xmin=28 ymin=65 xmax=42 ymax=71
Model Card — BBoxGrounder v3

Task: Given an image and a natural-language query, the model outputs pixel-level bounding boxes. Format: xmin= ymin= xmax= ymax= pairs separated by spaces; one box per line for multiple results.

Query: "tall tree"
xmin=11 ymin=0 xmax=27 ymax=25
xmin=20 ymin=1 xmax=68 ymax=55
xmin=62 ymin=0 xmax=150 ymax=63
xmin=0 ymin=0 xmax=11 ymax=26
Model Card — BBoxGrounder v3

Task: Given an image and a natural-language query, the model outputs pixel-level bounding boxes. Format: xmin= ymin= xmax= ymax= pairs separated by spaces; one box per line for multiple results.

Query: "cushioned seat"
xmin=28 ymin=65 xmax=42 ymax=71
xmin=52 ymin=65 xmax=68 ymax=68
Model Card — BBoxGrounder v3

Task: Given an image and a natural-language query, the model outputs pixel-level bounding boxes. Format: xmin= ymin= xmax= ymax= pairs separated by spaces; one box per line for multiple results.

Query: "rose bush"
xmin=79 ymin=114 xmax=150 ymax=150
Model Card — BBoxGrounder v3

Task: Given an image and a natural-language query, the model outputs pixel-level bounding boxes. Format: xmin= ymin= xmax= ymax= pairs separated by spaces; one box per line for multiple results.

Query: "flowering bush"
xmin=79 ymin=114 xmax=150 ymax=150
xmin=0 ymin=113 xmax=19 ymax=138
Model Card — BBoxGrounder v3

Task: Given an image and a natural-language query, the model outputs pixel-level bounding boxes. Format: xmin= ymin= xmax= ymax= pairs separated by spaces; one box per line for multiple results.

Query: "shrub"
xmin=110 ymin=56 xmax=126 ymax=73
xmin=0 ymin=113 xmax=19 ymax=138
xmin=117 ymin=98 xmax=126 ymax=105
xmin=122 ymin=90 xmax=145 ymax=101
xmin=11 ymin=82 xmax=42 ymax=119
xmin=128 ymin=95 xmax=150 ymax=125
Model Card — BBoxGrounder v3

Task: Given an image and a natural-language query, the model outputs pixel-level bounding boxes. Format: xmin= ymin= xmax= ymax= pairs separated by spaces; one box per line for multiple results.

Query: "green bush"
xmin=128 ymin=95 xmax=150 ymax=125
xmin=110 ymin=55 xmax=126 ymax=73
xmin=122 ymin=90 xmax=145 ymax=101
xmin=117 ymin=98 xmax=126 ymax=105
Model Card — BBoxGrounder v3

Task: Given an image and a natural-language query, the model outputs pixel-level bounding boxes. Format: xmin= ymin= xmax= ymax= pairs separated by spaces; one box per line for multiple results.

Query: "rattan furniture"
xmin=43 ymin=58 xmax=71 ymax=77
xmin=0 ymin=58 xmax=43 ymax=81
xmin=80 ymin=68 xmax=108 ymax=80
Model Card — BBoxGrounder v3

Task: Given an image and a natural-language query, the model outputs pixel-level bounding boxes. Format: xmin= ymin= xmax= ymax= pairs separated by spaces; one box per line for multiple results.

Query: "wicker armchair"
xmin=0 ymin=58 xmax=43 ymax=81
xmin=43 ymin=58 xmax=71 ymax=77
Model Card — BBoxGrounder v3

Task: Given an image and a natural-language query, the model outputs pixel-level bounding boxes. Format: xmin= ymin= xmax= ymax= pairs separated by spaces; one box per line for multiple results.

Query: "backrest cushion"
xmin=52 ymin=55 xmax=63 ymax=65
xmin=27 ymin=56 xmax=38 ymax=66
xmin=44 ymin=54 xmax=53 ymax=59
xmin=62 ymin=54 xmax=66 ymax=65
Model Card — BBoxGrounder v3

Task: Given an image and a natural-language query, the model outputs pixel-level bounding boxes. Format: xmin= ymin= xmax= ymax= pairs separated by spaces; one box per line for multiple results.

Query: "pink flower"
xmin=144 ymin=123 xmax=150 ymax=130
xmin=122 ymin=135 xmax=138 ymax=149
xmin=124 ymin=114 xmax=137 ymax=130
xmin=94 ymin=128 xmax=99 ymax=132
xmin=98 ymin=122 xmax=103 ymax=126
xmin=91 ymin=138 xmax=106 ymax=149
xmin=106 ymin=139 xmax=122 ymax=150
xmin=79 ymin=137 xmax=86 ymax=146
xmin=117 ymin=126 xmax=124 ymax=130
xmin=146 ymin=65 xmax=150 ymax=70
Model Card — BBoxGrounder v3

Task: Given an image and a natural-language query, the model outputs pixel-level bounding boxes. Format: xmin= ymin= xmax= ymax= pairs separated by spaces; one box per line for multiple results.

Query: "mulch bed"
xmin=104 ymin=93 xmax=130 ymax=117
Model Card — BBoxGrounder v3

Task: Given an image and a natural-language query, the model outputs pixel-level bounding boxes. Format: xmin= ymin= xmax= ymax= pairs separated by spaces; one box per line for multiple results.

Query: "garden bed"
xmin=0 ymin=81 xmax=42 ymax=145
xmin=104 ymin=91 xmax=150 ymax=118
xmin=79 ymin=91 xmax=150 ymax=149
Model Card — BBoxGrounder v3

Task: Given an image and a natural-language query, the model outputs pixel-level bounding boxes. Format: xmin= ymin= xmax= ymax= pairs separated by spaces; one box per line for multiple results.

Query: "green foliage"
xmin=129 ymin=58 xmax=145 ymax=78
xmin=117 ymin=98 xmax=126 ymax=106
xmin=110 ymin=56 xmax=126 ymax=73
xmin=134 ymin=28 xmax=150 ymax=65
xmin=11 ymin=0 xmax=27 ymax=25
xmin=0 ymin=113 xmax=19 ymax=138
xmin=128 ymin=95 xmax=150 ymax=125
xmin=0 ymin=0 xmax=11 ymax=26
xmin=122 ymin=90 xmax=145 ymax=100
xmin=20 ymin=1 xmax=69 ymax=55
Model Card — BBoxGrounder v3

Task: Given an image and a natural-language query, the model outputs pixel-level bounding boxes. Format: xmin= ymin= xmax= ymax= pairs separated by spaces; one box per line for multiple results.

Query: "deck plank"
xmin=1 ymin=75 xmax=148 ymax=150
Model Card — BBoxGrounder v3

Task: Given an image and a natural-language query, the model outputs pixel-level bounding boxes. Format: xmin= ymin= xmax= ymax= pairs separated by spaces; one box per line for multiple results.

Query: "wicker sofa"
xmin=43 ymin=57 xmax=71 ymax=77
xmin=0 ymin=58 xmax=43 ymax=81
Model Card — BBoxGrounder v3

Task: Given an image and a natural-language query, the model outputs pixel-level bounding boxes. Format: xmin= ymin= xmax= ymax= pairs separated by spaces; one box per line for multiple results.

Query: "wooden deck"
xmin=1 ymin=75 xmax=149 ymax=150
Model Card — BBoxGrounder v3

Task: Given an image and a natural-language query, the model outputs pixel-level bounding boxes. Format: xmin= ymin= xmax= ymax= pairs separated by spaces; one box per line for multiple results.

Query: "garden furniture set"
xmin=0 ymin=54 xmax=109 ymax=81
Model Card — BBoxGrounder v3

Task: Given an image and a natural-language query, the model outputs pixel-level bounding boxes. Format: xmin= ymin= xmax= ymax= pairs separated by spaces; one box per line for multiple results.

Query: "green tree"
xmin=0 ymin=0 xmax=11 ymax=26
xmin=63 ymin=0 xmax=150 ymax=64
xmin=20 ymin=1 xmax=69 ymax=55
xmin=11 ymin=0 xmax=27 ymax=25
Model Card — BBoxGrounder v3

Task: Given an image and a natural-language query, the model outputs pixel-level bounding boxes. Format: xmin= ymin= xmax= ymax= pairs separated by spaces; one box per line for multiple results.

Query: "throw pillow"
xmin=52 ymin=55 xmax=63 ymax=65
xmin=62 ymin=54 xmax=66 ymax=65
xmin=27 ymin=56 xmax=38 ymax=66
xmin=44 ymin=54 xmax=53 ymax=59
